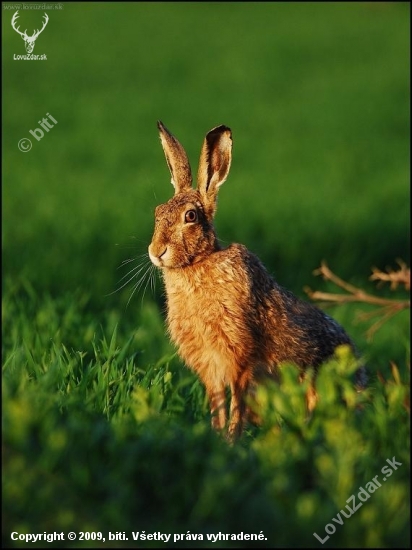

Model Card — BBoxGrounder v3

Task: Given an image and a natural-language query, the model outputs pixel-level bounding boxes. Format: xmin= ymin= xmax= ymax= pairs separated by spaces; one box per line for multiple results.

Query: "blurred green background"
xmin=2 ymin=2 xmax=410 ymax=548
xmin=3 ymin=1 xmax=409 ymax=297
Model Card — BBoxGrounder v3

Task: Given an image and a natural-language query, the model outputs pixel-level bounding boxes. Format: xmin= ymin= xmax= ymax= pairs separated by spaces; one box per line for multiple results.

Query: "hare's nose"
xmin=148 ymin=245 xmax=168 ymax=267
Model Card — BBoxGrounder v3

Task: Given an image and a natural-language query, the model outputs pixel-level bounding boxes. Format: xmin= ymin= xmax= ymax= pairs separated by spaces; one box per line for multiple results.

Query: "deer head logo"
xmin=11 ymin=11 xmax=49 ymax=54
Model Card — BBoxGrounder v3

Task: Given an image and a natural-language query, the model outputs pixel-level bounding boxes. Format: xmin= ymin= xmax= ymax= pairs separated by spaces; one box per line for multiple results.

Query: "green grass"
xmin=2 ymin=2 xmax=410 ymax=547
xmin=2 ymin=285 xmax=410 ymax=547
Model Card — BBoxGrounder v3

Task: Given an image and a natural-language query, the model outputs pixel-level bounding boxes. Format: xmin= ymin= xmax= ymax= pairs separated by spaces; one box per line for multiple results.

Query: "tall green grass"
xmin=2 ymin=2 xmax=410 ymax=547
xmin=3 ymin=284 xmax=410 ymax=547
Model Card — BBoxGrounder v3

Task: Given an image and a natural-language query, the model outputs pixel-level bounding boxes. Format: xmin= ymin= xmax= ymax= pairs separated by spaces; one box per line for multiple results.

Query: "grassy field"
xmin=2 ymin=2 xmax=410 ymax=548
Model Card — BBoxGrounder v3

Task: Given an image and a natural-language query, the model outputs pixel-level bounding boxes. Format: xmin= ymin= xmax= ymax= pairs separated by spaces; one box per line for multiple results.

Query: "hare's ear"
xmin=197 ymin=125 xmax=232 ymax=217
xmin=157 ymin=121 xmax=193 ymax=194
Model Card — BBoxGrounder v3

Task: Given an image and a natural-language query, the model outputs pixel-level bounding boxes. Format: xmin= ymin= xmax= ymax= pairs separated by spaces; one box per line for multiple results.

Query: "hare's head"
xmin=148 ymin=122 xmax=232 ymax=269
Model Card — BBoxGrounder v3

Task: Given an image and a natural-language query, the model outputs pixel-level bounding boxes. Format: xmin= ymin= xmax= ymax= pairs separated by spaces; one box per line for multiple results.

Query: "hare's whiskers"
xmin=107 ymin=253 xmax=154 ymax=300
xmin=116 ymin=262 xmax=148 ymax=285
xmin=118 ymin=257 xmax=140 ymax=267
xmin=126 ymin=260 xmax=157 ymax=308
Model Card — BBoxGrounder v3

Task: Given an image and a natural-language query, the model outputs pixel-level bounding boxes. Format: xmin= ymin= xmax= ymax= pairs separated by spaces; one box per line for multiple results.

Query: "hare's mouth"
xmin=148 ymin=252 xmax=162 ymax=267
xmin=148 ymin=245 xmax=172 ymax=268
xmin=148 ymin=251 xmax=165 ymax=268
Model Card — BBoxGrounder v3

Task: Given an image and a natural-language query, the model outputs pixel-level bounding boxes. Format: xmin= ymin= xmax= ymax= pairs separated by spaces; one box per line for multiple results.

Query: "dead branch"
xmin=304 ymin=260 xmax=410 ymax=340
xmin=369 ymin=258 xmax=410 ymax=291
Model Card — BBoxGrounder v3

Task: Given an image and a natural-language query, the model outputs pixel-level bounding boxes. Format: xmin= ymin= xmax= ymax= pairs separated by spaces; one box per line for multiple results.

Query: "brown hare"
xmin=148 ymin=121 xmax=365 ymax=440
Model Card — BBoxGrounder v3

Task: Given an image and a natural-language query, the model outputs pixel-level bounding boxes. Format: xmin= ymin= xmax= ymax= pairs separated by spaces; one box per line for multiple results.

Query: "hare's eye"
xmin=185 ymin=209 xmax=197 ymax=223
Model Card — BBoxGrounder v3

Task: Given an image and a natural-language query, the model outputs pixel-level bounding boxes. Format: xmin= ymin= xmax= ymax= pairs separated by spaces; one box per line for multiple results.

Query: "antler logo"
xmin=11 ymin=11 xmax=49 ymax=54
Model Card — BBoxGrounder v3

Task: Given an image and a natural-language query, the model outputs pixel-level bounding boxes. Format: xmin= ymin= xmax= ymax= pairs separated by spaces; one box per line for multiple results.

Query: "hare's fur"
xmin=149 ymin=122 xmax=364 ymax=440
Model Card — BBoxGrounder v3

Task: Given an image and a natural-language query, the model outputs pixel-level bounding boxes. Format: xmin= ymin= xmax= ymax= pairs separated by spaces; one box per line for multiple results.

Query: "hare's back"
xmin=233 ymin=247 xmax=354 ymax=367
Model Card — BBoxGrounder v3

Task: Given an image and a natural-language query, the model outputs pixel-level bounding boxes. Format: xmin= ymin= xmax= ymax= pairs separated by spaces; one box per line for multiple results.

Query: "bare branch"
xmin=305 ymin=260 xmax=410 ymax=340
xmin=370 ymin=259 xmax=410 ymax=291
xmin=312 ymin=261 xmax=361 ymax=295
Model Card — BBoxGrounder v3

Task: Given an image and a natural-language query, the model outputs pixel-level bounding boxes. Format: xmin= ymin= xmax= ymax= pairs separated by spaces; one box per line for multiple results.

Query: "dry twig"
xmin=304 ymin=260 xmax=410 ymax=340
xmin=370 ymin=259 xmax=410 ymax=291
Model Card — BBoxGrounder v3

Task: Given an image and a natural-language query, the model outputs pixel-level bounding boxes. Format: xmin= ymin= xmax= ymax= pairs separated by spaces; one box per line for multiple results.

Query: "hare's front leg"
xmin=228 ymin=373 xmax=250 ymax=441
xmin=204 ymin=381 xmax=227 ymax=432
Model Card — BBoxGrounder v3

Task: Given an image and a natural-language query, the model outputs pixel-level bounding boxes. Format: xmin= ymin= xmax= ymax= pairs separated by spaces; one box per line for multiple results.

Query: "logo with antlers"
xmin=11 ymin=11 xmax=49 ymax=54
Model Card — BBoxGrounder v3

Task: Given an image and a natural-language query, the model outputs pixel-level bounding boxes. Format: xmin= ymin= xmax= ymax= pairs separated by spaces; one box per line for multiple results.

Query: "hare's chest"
xmin=164 ymin=277 xmax=247 ymax=372
xmin=166 ymin=285 xmax=228 ymax=346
